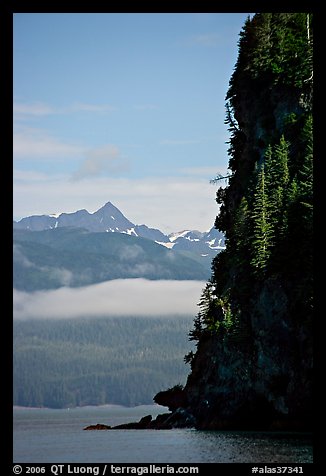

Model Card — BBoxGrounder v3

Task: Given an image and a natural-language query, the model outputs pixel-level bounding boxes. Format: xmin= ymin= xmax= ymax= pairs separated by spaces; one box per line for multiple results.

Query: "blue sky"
xmin=13 ymin=13 xmax=251 ymax=233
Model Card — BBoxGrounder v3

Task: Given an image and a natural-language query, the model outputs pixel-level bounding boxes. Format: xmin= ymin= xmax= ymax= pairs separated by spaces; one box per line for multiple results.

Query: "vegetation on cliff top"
xmin=175 ymin=13 xmax=314 ymax=430
xmin=186 ymin=12 xmax=313 ymax=367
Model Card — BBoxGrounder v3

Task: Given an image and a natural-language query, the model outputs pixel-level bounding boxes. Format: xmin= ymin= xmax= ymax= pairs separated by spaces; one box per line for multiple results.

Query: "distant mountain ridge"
xmin=13 ymin=201 xmax=169 ymax=243
xmin=13 ymin=201 xmax=225 ymax=261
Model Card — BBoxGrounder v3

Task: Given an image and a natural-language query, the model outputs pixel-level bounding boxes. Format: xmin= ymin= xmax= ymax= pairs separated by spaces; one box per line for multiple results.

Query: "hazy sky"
xmin=13 ymin=13 xmax=250 ymax=233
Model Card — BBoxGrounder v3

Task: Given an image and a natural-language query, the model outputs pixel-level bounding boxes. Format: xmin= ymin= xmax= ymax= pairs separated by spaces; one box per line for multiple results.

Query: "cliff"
xmin=157 ymin=13 xmax=313 ymax=431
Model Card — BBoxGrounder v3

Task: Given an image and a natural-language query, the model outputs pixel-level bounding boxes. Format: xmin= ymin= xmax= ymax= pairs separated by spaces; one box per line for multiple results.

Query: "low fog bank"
xmin=13 ymin=278 xmax=206 ymax=320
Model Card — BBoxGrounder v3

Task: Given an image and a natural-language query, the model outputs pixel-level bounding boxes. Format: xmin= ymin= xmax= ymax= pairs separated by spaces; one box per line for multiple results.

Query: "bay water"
xmin=13 ymin=405 xmax=313 ymax=463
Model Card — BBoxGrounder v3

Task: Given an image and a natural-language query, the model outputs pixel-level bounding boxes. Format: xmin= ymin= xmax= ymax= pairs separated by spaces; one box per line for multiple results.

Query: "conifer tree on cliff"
xmin=183 ymin=13 xmax=313 ymax=430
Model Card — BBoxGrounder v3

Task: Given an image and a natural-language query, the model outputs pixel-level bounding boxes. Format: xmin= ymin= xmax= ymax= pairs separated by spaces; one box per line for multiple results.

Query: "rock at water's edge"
xmin=83 ymin=409 xmax=195 ymax=430
xmin=83 ymin=423 xmax=111 ymax=430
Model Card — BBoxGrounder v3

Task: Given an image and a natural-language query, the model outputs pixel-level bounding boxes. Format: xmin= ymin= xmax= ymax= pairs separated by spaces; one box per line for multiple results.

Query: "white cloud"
xmin=13 ymin=279 xmax=206 ymax=320
xmin=14 ymin=101 xmax=116 ymax=118
xmin=70 ymin=102 xmax=116 ymax=113
xmin=13 ymin=169 xmax=63 ymax=182
xmin=13 ymin=173 xmax=219 ymax=232
xmin=13 ymin=128 xmax=128 ymax=181
xmin=13 ymin=127 xmax=84 ymax=160
xmin=13 ymin=102 xmax=56 ymax=117
xmin=71 ymin=144 xmax=129 ymax=180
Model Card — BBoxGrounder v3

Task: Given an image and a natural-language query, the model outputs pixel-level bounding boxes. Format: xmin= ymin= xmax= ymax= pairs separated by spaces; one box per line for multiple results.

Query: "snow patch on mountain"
xmin=13 ymin=200 xmax=225 ymax=261
xmin=169 ymin=230 xmax=191 ymax=242
xmin=124 ymin=228 xmax=138 ymax=236
xmin=156 ymin=241 xmax=175 ymax=249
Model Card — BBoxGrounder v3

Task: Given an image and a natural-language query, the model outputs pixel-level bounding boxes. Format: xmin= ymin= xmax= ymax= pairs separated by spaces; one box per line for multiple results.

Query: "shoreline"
xmin=13 ymin=403 xmax=167 ymax=411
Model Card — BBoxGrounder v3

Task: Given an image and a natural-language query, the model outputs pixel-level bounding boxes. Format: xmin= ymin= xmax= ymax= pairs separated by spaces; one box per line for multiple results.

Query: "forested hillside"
xmin=14 ymin=227 xmax=209 ymax=291
xmin=175 ymin=13 xmax=313 ymax=430
xmin=13 ymin=317 xmax=194 ymax=408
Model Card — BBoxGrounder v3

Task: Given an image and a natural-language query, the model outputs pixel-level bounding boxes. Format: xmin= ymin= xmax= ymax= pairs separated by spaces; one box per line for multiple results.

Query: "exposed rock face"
xmin=111 ymin=415 xmax=154 ymax=429
xmin=169 ymin=13 xmax=313 ymax=431
xmin=153 ymin=386 xmax=188 ymax=411
xmin=151 ymin=277 xmax=311 ymax=431
xmin=182 ymin=278 xmax=312 ymax=430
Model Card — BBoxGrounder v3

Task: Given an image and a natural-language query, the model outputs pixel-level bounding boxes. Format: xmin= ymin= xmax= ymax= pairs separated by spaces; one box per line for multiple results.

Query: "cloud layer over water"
xmin=13 ymin=279 xmax=206 ymax=320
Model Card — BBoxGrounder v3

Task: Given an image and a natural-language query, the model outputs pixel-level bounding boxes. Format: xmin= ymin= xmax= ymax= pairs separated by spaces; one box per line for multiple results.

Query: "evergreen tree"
xmin=250 ymin=163 xmax=273 ymax=273
xmin=184 ymin=13 xmax=313 ymax=429
xmin=297 ymin=115 xmax=313 ymax=202
xmin=265 ymin=136 xmax=290 ymax=241
xmin=233 ymin=196 xmax=250 ymax=255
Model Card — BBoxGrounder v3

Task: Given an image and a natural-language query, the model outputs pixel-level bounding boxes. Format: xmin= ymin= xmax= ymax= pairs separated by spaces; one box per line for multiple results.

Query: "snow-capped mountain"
xmin=13 ymin=201 xmax=170 ymax=243
xmin=13 ymin=201 xmax=225 ymax=260
xmin=165 ymin=227 xmax=225 ymax=260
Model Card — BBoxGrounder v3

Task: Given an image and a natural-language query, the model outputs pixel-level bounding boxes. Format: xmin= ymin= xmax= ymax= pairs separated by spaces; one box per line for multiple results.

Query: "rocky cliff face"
xmin=184 ymin=276 xmax=312 ymax=429
xmin=161 ymin=13 xmax=313 ymax=431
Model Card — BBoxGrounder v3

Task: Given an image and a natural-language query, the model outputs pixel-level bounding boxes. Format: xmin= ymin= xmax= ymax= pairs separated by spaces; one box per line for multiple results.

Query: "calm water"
xmin=13 ymin=405 xmax=313 ymax=463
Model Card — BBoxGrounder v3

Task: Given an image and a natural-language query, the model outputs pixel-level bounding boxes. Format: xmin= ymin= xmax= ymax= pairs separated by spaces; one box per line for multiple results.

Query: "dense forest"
xmin=13 ymin=316 xmax=194 ymax=408
xmin=177 ymin=13 xmax=313 ymax=430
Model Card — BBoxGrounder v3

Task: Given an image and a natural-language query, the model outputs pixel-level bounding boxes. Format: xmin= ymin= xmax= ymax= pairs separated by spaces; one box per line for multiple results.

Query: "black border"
xmin=5 ymin=2 xmax=320 ymax=471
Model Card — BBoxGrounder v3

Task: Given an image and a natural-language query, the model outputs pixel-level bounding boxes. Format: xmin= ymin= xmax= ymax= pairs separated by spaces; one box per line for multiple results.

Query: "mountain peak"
xmin=94 ymin=200 xmax=133 ymax=223
xmin=95 ymin=201 xmax=121 ymax=214
xmin=103 ymin=201 xmax=115 ymax=208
